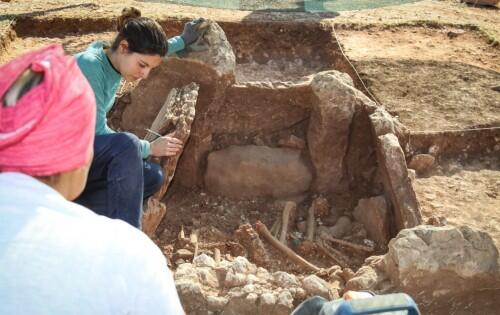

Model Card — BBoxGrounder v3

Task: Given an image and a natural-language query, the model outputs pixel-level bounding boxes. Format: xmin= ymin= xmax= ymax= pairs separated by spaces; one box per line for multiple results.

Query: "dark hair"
xmin=111 ymin=7 xmax=167 ymax=57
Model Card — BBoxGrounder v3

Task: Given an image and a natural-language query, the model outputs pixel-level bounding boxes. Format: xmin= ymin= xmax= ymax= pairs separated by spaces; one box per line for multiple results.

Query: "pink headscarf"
xmin=0 ymin=45 xmax=96 ymax=176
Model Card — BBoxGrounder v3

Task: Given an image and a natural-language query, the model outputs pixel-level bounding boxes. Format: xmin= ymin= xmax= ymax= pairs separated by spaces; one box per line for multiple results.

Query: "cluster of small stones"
xmin=174 ymin=254 xmax=339 ymax=315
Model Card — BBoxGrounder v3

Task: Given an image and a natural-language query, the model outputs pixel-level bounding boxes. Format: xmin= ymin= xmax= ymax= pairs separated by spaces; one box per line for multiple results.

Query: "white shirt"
xmin=0 ymin=172 xmax=184 ymax=315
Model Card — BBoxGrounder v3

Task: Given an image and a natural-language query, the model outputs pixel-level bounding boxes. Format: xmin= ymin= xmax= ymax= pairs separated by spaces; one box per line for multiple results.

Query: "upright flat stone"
xmin=309 ymin=70 xmax=374 ymax=194
xmin=376 ymin=133 xmax=422 ymax=231
xmin=353 ymin=196 xmax=390 ymax=246
xmin=205 ymin=145 xmax=312 ymax=198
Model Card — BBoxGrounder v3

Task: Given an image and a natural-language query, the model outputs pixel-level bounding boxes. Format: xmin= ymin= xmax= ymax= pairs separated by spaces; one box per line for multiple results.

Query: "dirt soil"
xmin=414 ymin=157 xmax=500 ymax=248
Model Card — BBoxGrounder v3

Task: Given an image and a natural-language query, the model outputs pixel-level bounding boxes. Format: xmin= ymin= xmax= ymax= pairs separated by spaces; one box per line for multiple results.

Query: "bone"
xmin=306 ymin=204 xmax=316 ymax=241
xmin=279 ymin=201 xmax=296 ymax=244
xmin=256 ymin=220 xmax=320 ymax=273
xmin=325 ymin=237 xmax=374 ymax=253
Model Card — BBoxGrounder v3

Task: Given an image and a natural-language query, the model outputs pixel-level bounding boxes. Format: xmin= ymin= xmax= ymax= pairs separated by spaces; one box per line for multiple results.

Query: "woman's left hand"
xmin=150 ymin=132 xmax=183 ymax=157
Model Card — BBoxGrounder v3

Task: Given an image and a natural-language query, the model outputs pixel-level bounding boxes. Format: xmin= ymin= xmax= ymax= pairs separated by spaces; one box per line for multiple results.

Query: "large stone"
xmin=369 ymin=107 xmax=405 ymax=137
xmin=302 ymin=275 xmax=331 ymax=299
xmin=177 ymin=19 xmax=236 ymax=78
xmin=353 ymin=196 xmax=390 ymax=246
xmin=345 ymin=265 xmax=381 ymax=291
xmin=272 ymin=271 xmax=301 ymax=287
xmin=193 ymin=254 xmax=216 ymax=268
xmin=176 ymin=281 xmax=207 ymax=314
xmin=309 ymin=70 xmax=375 ymax=194
xmin=205 ymin=145 xmax=312 ymax=198
xmin=196 ymin=267 xmax=219 ymax=289
xmin=207 ymin=295 xmax=229 ymax=312
xmin=376 ymin=133 xmax=422 ymax=231
xmin=257 ymin=292 xmax=277 ymax=314
xmin=222 ymin=292 xmax=258 ymax=315
xmin=384 ymin=225 xmax=500 ymax=297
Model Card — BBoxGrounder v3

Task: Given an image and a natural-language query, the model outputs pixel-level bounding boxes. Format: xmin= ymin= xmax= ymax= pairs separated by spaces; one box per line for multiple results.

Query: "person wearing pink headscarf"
xmin=0 ymin=45 xmax=184 ymax=315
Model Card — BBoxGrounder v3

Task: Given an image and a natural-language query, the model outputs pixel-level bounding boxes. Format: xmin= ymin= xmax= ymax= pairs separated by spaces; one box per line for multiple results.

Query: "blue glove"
xmin=181 ymin=17 xmax=206 ymax=46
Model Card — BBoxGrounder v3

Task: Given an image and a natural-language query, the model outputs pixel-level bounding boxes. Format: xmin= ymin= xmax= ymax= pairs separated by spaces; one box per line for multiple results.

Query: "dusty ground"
xmin=336 ymin=25 xmax=500 ymax=131
xmin=1 ymin=0 xmax=499 ymax=314
xmin=414 ymin=157 xmax=500 ymax=247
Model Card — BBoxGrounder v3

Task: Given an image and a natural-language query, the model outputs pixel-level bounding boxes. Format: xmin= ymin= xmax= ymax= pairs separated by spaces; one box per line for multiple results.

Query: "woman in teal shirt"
xmin=74 ymin=8 xmax=203 ymax=229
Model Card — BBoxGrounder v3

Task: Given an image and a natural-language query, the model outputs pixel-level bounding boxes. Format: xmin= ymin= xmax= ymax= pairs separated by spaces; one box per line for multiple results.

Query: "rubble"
xmin=174 ymin=256 xmax=341 ymax=315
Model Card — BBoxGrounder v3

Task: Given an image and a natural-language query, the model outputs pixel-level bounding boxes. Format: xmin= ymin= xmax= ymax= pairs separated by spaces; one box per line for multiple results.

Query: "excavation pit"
xmin=1 ymin=6 xmax=499 ymax=315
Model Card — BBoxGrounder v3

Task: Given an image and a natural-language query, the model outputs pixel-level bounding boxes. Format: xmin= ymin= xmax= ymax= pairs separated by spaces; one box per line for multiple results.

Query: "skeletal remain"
xmin=214 ymin=248 xmax=221 ymax=264
xmin=234 ymin=223 xmax=268 ymax=266
xmin=325 ymin=237 xmax=374 ymax=253
xmin=316 ymin=241 xmax=347 ymax=268
xmin=306 ymin=204 xmax=316 ymax=241
xmin=256 ymin=220 xmax=320 ymax=273
xmin=270 ymin=217 xmax=281 ymax=238
xmin=190 ymin=229 xmax=200 ymax=259
xmin=318 ymin=240 xmax=349 ymax=268
xmin=279 ymin=201 xmax=296 ymax=244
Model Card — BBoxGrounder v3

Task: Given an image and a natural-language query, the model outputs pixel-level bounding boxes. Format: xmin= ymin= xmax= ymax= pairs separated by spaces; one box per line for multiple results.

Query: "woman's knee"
xmin=143 ymin=161 xmax=165 ymax=197
xmin=113 ymin=132 xmax=142 ymax=158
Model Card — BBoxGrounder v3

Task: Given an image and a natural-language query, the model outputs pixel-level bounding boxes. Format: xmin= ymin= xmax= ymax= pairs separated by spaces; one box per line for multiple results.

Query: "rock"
xmin=222 ymin=292 xmax=258 ymax=315
xmin=302 ymin=275 xmax=331 ymax=299
xmin=141 ymin=198 xmax=166 ymax=236
xmin=224 ymin=269 xmax=247 ymax=288
xmin=278 ymin=135 xmax=306 ymax=150
xmin=193 ymin=254 xmax=216 ymax=268
xmin=272 ymin=271 xmax=301 ymax=287
xmin=257 ymin=292 xmax=277 ymax=314
xmin=353 ymin=196 xmax=390 ymax=246
xmin=256 ymin=267 xmax=270 ymax=282
xmin=383 ymin=225 xmax=500 ymax=297
xmin=174 ymin=263 xmax=199 ymax=283
xmin=345 ymin=265 xmax=380 ymax=291
xmin=464 ymin=0 xmax=499 ymax=6
xmin=408 ymin=154 xmax=435 ymax=175
xmin=176 ymin=281 xmax=207 ymax=314
xmin=369 ymin=107 xmax=405 ymax=137
xmin=289 ymin=287 xmax=307 ymax=300
xmin=231 ymin=256 xmax=256 ymax=274
xmin=197 ymin=267 xmax=220 ymax=289
xmin=376 ymin=133 xmax=422 ymax=231
xmin=329 ymin=216 xmax=352 ymax=238
xmin=177 ymin=19 xmax=236 ymax=78
xmin=274 ymin=290 xmax=294 ymax=315
xmin=309 ymin=71 xmax=363 ymax=194
xmin=205 ymin=145 xmax=312 ymax=198
xmin=207 ymin=295 xmax=229 ymax=312
xmin=408 ymin=168 xmax=416 ymax=181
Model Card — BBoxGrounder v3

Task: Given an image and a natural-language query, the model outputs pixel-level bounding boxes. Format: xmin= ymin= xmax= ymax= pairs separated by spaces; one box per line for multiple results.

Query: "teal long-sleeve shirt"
xmin=75 ymin=36 xmax=185 ymax=159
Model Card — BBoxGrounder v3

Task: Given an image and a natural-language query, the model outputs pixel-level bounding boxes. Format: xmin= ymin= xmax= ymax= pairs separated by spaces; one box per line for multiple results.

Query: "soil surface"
xmin=414 ymin=157 xmax=500 ymax=248
xmin=336 ymin=26 xmax=500 ymax=131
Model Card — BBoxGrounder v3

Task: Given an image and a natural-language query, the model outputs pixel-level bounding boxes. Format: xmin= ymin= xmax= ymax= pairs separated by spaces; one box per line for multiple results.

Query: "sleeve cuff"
xmin=141 ymin=140 xmax=151 ymax=159
xmin=166 ymin=36 xmax=186 ymax=55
